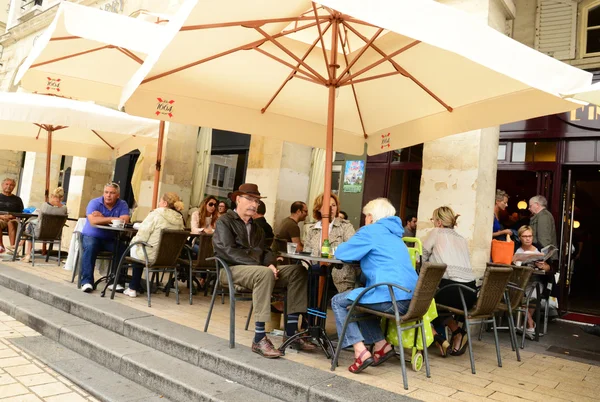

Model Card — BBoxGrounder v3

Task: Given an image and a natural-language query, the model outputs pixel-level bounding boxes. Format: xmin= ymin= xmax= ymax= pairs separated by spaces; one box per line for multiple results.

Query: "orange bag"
xmin=491 ymin=234 xmax=514 ymax=265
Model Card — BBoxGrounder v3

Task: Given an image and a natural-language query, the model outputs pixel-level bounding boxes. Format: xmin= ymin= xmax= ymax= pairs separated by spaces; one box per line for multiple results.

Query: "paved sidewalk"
xmin=3 ymin=260 xmax=600 ymax=401
xmin=0 ymin=311 xmax=99 ymax=402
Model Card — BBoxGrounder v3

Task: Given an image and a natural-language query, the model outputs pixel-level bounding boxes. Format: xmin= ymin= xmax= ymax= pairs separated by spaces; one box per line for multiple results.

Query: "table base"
xmin=279 ymin=326 xmax=335 ymax=359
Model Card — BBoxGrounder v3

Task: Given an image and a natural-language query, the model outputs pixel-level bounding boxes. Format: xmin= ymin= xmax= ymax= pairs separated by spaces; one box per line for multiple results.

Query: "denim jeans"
xmin=128 ymin=262 xmax=144 ymax=291
xmin=331 ymin=290 xmax=411 ymax=349
xmin=80 ymin=235 xmax=125 ymax=286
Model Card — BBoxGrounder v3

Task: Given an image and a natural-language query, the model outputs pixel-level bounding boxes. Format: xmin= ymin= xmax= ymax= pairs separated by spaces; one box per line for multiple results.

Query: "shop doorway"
xmin=560 ymin=167 xmax=600 ymax=320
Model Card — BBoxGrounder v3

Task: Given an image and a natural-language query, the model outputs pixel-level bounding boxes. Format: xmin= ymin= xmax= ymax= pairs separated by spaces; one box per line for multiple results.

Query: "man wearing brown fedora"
xmin=213 ymin=183 xmax=314 ymax=358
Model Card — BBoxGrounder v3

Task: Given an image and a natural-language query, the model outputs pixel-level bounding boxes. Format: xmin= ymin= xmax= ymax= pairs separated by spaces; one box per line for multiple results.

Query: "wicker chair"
xmin=203 ymin=256 xmax=288 ymax=349
xmin=16 ymin=214 xmax=68 ymax=266
xmin=71 ymin=231 xmax=113 ymax=288
xmin=182 ymin=233 xmax=215 ymax=304
xmin=330 ymin=262 xmax=447 ymax=390
xmin=486 ymin=263 xmax=533 ymax=360
xmin=436 ymin=265 xmax=513 ymax=374
xmin=110 ymin=229 xmax=192 ymax=307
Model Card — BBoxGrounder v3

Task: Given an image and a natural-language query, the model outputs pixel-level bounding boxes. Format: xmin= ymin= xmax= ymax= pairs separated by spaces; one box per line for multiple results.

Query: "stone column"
xmin=416 ymin=0 xmax=514 ymax=276
xmin=245 ymin=136 xmax=312 ymax=230
xmin=18 ymin=151 xmax=61 ymax=208
xmin=133 ymin=122 xmax=197 ymax=221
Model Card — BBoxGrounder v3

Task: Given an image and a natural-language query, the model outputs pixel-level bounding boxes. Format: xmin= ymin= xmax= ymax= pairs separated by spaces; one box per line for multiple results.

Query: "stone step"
xmin=0 ymin=264 xmax=411 ymax=401
xmin=10 ymin=336 xmax=171 ymax=402
xmin=0 ymin=284 xmax=281 ymax=402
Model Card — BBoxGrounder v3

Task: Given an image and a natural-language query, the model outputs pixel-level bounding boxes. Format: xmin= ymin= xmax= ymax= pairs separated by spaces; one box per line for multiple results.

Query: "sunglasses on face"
xmin=208 ymin=202 xmax=216 ymax=207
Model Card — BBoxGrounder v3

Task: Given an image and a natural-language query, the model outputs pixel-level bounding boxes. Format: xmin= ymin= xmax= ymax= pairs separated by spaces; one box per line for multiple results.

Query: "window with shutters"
xmin=583 ymin=1 xmax=600 ymax=57
xmin=535 ymin=0 xmax=577 ymax=60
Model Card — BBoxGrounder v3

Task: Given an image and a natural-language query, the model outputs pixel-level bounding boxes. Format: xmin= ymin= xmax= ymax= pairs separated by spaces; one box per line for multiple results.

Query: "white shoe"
xmin=107 ymin=284 xmax=125 ymax=292
xmin=5 ymin=245 xmax=14 ymax=253
xmin=123 ymin=288 xmax=137 ymax=298
xmin=525 ymin=326 xmax=536 ymax=340
xmin=81 ymin=283 xmax=93 ymax=293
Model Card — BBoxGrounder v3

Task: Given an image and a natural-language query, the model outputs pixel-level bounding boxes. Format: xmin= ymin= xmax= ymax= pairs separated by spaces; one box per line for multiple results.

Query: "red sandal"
xmin=348 ymin=349 xmax=374 ymax=374
xmin=372 ymin=342 xmax=395 ymax=367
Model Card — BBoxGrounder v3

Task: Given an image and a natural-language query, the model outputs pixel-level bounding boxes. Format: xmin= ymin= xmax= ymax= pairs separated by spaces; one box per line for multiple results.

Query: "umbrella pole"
xmin=151 ymin=121 xmax=165 ymax=210
xmin=45 ymin=129 xmax=53 ymax=202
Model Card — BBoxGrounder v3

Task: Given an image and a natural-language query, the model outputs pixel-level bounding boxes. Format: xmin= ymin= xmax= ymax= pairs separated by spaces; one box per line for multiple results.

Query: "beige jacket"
xmin=304 ymin=217 xmax=355 ymax=250
xmin=130 ymin=207 xmax=185 ymax=262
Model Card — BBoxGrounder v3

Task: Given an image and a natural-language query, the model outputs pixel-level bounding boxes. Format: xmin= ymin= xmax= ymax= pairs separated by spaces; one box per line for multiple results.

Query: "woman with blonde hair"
xmin=493 ymin=189 xmax=512 ymax=239
xmin=21 ymin=187 xmax=68 ymax=263
xmin=191 ymin=195 xmax=218 ymax=234
xmin=304 ymin=192 xmax=356 ymax=292
xmin=422 ymin=206 xmax=476 ymax=357
xmin=123 ymin=192 xmax=185 ymax=298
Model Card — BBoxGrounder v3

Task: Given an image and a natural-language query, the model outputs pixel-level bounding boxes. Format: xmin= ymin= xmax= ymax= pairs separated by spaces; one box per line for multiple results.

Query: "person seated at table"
xmin=422 ymin=206 xmax=476 ymax=357
xmin=80 ymin=182 xmax=130 ymax=293
xmin=123 ymin=192 xmax=185 ymax=298
xmin=21 ymin=187 xmax=67 ymax=263
xmin=217 ymin=200 xmax=228 ymax=217
xmin=253 ymin=201 xmax=274 ymax=242
xmin=304 ymin=193 xmax=356 ymax=292
xmin=0 ymin=178 xmax=24 ymax=254
xmin=513 ymin=225 xmax=551 ymax=339
xmin=331 ymin=198 xmax=417 ymax=374
xmin=213 ymin=183 xmax=314 ymax=358
xmin=191 ymin=195 xmax=218 ymax=235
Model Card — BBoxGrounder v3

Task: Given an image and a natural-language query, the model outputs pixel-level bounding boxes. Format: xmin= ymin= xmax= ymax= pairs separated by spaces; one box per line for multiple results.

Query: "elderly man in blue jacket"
xmin=332 ymin=198 xmax=417 ymax=374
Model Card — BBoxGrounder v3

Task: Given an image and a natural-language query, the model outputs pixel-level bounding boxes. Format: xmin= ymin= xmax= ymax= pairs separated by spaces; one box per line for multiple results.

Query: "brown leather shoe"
xmin=252 ymin=337 xmax=282 ymax=359
xmin=287 ymin=337 xmax=317 ymax=352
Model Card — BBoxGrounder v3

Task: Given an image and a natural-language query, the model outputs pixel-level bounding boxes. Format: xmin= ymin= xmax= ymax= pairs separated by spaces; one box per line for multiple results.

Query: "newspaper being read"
xmin=512 ymin=245 xmax=558 ymax=265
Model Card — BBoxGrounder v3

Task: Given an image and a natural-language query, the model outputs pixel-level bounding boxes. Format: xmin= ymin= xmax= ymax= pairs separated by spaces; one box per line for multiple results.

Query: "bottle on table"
xmin=321 ymin=239 xmax=330 ymax=258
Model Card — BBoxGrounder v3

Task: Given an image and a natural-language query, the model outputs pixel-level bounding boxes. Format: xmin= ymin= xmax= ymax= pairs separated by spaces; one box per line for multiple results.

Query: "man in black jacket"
xmin=213 ymin=183 xmax=313 ymax=358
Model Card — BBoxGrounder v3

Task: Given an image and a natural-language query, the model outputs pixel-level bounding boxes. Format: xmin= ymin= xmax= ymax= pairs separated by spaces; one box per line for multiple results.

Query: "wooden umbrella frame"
xmin=32 ymin=122 xmax=115 ymax=201
xmin=37 ymin=3 xmax=454 ymax=231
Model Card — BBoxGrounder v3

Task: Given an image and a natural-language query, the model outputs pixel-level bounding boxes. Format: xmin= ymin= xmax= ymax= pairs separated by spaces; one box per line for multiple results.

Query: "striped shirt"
xmin=422 ymin=228 xmax=475 ymax=283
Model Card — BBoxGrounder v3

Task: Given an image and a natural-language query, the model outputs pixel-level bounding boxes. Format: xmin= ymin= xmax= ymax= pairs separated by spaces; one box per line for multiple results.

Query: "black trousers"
xmin=433 ymin=279 xmax=477 ymax=327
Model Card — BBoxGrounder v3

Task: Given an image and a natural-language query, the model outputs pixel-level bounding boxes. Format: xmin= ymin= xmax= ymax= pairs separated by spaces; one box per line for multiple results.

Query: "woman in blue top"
xmin=493 ymin=189 xmax=512 ymax=240
xmin=332 ymin=198 xmax=417 ymax=374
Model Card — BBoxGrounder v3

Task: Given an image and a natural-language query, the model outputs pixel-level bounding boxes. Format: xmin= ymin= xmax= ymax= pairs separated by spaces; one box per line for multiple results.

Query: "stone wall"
xmin=245 ymin=136 xmax=311 ymax=231
xmin=18 ymin=151 xmax=61 ymax=208
xmin=0 ymin=151 xmax=23 ymax=188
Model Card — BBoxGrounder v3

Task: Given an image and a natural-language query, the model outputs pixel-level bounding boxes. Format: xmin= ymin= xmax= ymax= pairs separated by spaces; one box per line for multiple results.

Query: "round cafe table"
xmin=277 ymin=252 xmax=357 ymax=359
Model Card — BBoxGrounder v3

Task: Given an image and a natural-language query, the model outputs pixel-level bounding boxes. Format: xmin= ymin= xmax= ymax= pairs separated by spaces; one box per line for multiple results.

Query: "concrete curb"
xmin=0 ymin=264 xmax=413 ymax=401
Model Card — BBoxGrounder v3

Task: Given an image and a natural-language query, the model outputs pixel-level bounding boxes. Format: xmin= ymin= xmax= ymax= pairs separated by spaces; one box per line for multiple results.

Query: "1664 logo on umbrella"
xmin=156 ymin=98 xmax=175 ymax=118
xmin=381 ymin=133 xmax=391 ymax=149
xmin=46 ymin=77 xmax=61 ymax=92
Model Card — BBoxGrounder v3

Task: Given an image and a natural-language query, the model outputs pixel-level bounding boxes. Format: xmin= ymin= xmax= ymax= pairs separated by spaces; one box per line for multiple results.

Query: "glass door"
xmin=558 ymin=169 xmax=576 ymax=314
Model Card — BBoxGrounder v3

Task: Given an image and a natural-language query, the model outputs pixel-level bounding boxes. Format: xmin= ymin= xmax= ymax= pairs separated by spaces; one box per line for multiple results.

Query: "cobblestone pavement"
xmin=3 ymin=260 xmax=600 ymax=401
xmin=0 ymin=311 xmax=99 ymax=402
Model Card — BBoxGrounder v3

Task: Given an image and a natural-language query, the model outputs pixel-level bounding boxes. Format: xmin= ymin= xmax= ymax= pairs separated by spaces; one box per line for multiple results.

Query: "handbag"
xmin=491 ymin=234 xmax=514 ymax=264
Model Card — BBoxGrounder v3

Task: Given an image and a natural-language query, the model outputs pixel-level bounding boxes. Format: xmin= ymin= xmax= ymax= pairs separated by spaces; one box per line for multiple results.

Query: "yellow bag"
xmin=382 ymin=300 xmax=438 ymax=350
xmin=491 ymin=234 xmax=514 ymax=265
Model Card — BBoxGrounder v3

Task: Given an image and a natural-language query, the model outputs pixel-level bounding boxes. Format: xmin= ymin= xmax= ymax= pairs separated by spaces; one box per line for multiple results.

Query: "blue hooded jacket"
xmin=335 ymin=216 xmax=417 ymax=304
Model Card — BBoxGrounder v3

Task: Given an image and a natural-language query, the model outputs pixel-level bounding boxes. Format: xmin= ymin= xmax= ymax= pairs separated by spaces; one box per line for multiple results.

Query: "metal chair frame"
xmin=110 ymin=229 xmax=192 ymax=307
xmin=16 ymin=214 xmax=68 ymax=266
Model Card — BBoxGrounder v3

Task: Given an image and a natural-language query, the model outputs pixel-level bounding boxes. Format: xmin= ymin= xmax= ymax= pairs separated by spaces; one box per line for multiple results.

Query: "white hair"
xmin=529 ymin=195 xmax=547 ymax=208
xmin=362 ymin=198 xmax=396 ymax=223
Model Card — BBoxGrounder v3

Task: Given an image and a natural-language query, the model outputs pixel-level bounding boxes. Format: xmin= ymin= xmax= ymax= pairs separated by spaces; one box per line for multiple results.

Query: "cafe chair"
xmin=184 ymin=233 xmax=215 ymax=304
xmin=16 ymin=214 xmax=68 ymax=266
xmin=71 ymin=231 xmax=113 ymax=288
xmin=436 ymin=265 xmax=513 ymax=375
xmin=484 ymin=263 xmax=533 ymax=360
xmin=110 ymin=229 xmax=192 ymax=307
xmin=204 ymin=256 xmax=288 ymax=349
xmin=331 ymin=262 xmax=447 ymax=390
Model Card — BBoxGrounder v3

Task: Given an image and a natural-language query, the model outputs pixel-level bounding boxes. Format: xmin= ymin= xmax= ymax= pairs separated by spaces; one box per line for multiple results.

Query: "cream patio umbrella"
xmin=0 ymin=91 xmax=159 ymax=201
xmin=16 ymin=0 xmax=591 ymax=241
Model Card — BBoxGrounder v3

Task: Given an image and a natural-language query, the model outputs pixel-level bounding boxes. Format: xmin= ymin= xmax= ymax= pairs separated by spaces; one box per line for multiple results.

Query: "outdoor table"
xmin=277 ymin=252 xmax=355 ymax=359
xmin=0 ymin=212 xmax=35 ymax=261
xmin=91 ymin=224 xmax=138 ymax=297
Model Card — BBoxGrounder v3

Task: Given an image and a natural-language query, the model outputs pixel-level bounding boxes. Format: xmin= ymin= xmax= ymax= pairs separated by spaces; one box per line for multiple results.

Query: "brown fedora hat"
xmin=231 ymin=183 xmax=266 ymax=201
